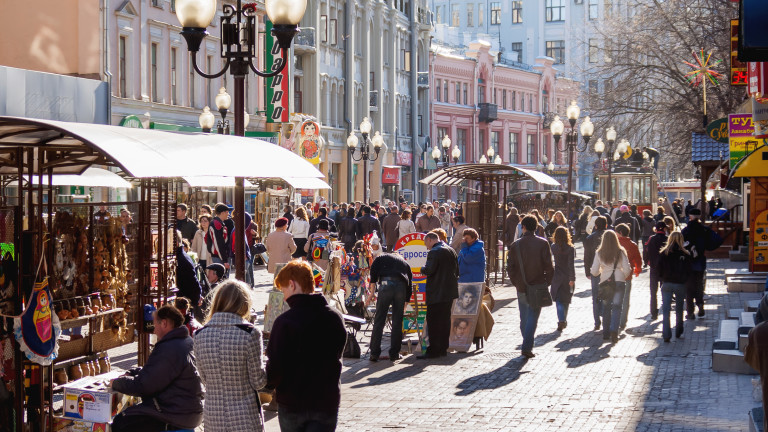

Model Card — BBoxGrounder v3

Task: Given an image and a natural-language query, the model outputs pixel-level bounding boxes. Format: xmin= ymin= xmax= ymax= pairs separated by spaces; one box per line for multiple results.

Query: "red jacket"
xmin=618 ymin=236 xmax=642 ymax=280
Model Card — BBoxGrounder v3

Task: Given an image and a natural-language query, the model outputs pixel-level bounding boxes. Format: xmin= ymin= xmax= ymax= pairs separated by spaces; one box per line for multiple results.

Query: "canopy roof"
xmin=283 ymin=177 xmax=331 ymax=190
xmin=0 ymin=117 xmax=324 ymax=179
xmin=27 ymin=167 xmax=133 ymax=188
xmin=183 ymin=176 xmax=256 ymax=188
xmin=732 ymin=144 xmax=768 ymax=178
xmin=508 ymin=189 xmax=590 ymax=200
xmin=420 ymin=163 xmax=560 ymax=187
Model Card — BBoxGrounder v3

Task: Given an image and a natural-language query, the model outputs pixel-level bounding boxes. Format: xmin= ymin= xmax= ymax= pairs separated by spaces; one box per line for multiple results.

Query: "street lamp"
xmin=176 ymin=0 xmax=306 ymax=282
xmin=198 ymin=106 xmax=215 ymax=132
xmin=478 ymin=155 xmax=488 ymax=164
xmin=451 ymin=145 xmax=461 ymax=163
xmin=550 ymin=100 xmax=593 ymax=218
xmin=433 ymin=135 xmax=460 ymax=168
xmin=347 ymin=117 xmax=383 ymax=204
xmin=593 ymin=126 xmax=626 ymax=203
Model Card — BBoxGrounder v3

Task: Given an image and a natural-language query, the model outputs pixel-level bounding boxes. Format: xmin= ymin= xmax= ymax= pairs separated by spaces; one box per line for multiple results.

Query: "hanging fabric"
xmin=13 ymin=278 xmax=61 ymax=365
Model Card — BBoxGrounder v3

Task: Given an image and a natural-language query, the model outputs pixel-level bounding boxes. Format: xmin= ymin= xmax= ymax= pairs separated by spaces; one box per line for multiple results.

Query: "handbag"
xmin=342 ymin=331 xmax=361 ymax=358
xmin=515 ymin=246 xmax=553 ymax=309
xmin=597 ymin=259 xmax=619 ymax=302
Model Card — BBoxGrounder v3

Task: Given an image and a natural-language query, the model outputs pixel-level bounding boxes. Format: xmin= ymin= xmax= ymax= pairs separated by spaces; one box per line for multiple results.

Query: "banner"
xmin=382 ymin=166 xmax=400 ymax=184
xmin=728 ymin=113 xmax=757 ymax=169
xmin=705 ymin=118 xmax=729 ymax=144
xmin=753 ymin=209 xmax=768 ymax=265
xmin=265 ymin=20 xmax=289 ymax=123
xmin=394 ymin=233 xmax=428 ymax=336
xmin=298 ymin=120 xmax=321 ymax=165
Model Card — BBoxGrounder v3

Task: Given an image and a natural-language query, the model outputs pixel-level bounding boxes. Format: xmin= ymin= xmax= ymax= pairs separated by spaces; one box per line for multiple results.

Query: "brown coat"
xmin=506 ymin=232 xmax=554 ymax=294
xmin=745 ymin=322 xmax=768 ymax=432
xmin=265 ymin=230 xmax=297 ymax=273
xmin=381 ymin=213 xmax=402 ymax=247
xmin=415 ymin=214 xmax=441 ymax=233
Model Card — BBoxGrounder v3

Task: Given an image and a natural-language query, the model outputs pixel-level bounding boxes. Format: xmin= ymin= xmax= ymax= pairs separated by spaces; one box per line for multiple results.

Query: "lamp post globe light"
xmin=434 ymin=135 xmax=460 ymax=168
xmin=348 ymin=117 xmax=382 ymax=204
xmin=550 ymin=100 xmax=593 ymax=218
xmin=176 ymin=0 xmax=306 ymax=282
xmin=478 ymin=155 xmax=488 ymax=164
xmin=198 ymin=106 xmax=216 ymax=133
xmin=594 ymin=126 xmax=627 ymax=203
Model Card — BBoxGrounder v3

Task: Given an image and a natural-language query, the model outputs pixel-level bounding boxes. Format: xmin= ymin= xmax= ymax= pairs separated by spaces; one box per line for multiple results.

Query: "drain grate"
xmin=484 ymin=352 xmax=520 ymax=359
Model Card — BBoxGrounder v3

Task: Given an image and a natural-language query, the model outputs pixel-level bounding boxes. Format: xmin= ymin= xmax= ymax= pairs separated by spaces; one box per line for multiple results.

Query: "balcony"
xmin=417 ymin=72 xmax=429 ymax=88
xmin=542 ymin=112 xmax=557 ymax=129
xmin=478 ymin=103 xmax=498 ymax=123
xmin=369 ymin=90 xmax=378 ymax=112
xmin=294 ymin=27 xmax=316 ymax=54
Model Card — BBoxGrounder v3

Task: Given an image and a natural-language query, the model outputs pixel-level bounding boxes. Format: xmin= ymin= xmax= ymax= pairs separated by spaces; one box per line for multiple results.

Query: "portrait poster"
xmin=298 ymin=120 xmax=321 ymax=165
xmin=448 ymin=315 xmax=477 ymax=353
xmin=264 ymin=290 xmax=288 ymax=333
xmin=453 ymin=283 xmax=482 ymax=315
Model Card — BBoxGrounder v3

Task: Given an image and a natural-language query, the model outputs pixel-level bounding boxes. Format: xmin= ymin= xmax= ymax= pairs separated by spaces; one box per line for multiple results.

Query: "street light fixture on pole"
xmin=550 ymin=100 xmax=594 ymax=218
xmin=176 ymin=0 xmax=306 ymax=281
xmin=198 ymin=106 xmax=215 ymax=133
xmin=432 ymin=135 xmax=461 ymax=168
xmin=593 ymin=126 xmax=624 ymax=203
xmin=347 ymin=117 xmax=383 ymax=204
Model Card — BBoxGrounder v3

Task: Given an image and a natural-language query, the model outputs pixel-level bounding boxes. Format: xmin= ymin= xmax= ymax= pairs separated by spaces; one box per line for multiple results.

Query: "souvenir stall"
xmin=420 ymin=164 xmax=560 ymax=286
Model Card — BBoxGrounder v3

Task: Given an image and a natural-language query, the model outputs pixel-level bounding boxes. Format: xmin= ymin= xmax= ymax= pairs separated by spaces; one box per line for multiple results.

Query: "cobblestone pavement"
xmin=110 ymin=245 xmax=762 ymax=431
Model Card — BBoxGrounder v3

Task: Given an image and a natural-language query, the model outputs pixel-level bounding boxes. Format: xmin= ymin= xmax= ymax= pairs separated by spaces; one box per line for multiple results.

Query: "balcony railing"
xmin=417 ymin=72 xmax=429 ymax=87
xmin=478 ymin=103 xmax=498 ymax=123
xmin=294 ymin=27 xmax=315 ymax=52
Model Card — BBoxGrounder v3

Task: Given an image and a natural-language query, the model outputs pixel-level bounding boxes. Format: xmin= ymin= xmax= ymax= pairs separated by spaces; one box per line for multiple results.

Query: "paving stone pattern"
xmin=109 ymin=245 xmax=762 ymax=431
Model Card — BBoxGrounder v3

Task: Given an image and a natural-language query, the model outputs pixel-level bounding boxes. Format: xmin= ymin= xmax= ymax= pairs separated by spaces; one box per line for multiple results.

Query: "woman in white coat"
xmin=396 ymin=209 xmax=417 ymax=239
xmin=590 ymin=230 xmax=631 ymax=344
xmin=190 ymin=214 xmax=211 ymax=268
xmin=289 ymin=207 xmax=310 ymax=258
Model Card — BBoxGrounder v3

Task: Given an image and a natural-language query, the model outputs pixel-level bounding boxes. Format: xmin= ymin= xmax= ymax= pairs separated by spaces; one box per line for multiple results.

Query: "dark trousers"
xmin=425 ymin=301 xmax=452 ymax=356
xmin=370 ymin=278 xmax=407 ymax=358
xmin=649 ymin=271 xmax=660 ymax=316
xmin=111 ymin=411 xmax=173 ymax=432
xmin=278 ymin=405 xmax=338 ymax=432
xmin=686 ymin=270 xmax=705 ymax=314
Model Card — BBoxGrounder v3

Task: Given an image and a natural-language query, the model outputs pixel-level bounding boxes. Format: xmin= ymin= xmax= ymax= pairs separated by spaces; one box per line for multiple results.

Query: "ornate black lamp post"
xmin=346 ymin=117 xmax=383 ymax=204
xmin=176 ymin=0 xmax=306 ymax=281
xmin=593 ymin=127 xmax=629 ymax=203
xmin=432 ymin=135 xmax=461 ymax=168
xmin=550 ymin=100 xmax=594 ymax=218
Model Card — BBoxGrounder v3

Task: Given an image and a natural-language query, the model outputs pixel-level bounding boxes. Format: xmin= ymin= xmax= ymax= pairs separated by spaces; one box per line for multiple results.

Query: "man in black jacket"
xmin=369 ymin=252 xmax=413 ymax=361
xmin=507 ymin=216 xmax=554 ymax=358
xmin=308 ymin=207 xmax=337 ymax=235
xmin=175 ymin=204 xmax=198 ymax=243
xmin=682 ymin=208 xmax=723 ymax=319
xmin=418 ymin=232 xmax=459 ymax=359
xmin=111 ymin=305 xmax=203 ymax=432
xmin=644 ymin=222 xmax=668 ymax=320
xmin=614 ymin=205 xmax=641 ymax=243
xmin=267 ymin=260 xmax=346 ymax=430
xmin=357 ymin=205 xmax=382 ymax=238
xmin=584 ymin=216 xmax=608 ymax=330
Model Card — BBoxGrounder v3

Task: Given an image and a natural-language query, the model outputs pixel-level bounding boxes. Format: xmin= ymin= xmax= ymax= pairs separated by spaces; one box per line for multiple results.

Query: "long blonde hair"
xmin=205 ymin=279 xmax=252 ymax=323
xmin=580 ymin=206 xmax=594 ymax=219
xmin=553 ymin=211 xmax=567 ymax=225
xmin=660 ymin=231 xmax=690 ymax=256
xmin=597 ymin=230 xmax=627 ymax=265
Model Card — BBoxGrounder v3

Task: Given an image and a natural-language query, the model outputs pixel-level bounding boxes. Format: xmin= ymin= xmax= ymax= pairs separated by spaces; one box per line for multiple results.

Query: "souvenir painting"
xmin=298 ymin=120 xmax=321 ymax=165
xmin=452 ymin=283 xmax=482 ymax=315
xmin=448 ymin=316 xmax=477 ymax=353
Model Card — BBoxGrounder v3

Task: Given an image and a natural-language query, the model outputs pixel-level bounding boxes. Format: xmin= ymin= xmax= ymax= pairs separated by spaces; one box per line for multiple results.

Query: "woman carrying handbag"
xmin=590 ymin=230 xmax=631 ymax=343
xmin=657 ymin=231 xmax=692 ymax=342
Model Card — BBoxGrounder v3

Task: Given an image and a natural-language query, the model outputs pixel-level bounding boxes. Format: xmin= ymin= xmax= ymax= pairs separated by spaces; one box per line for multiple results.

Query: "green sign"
xmin=119 ymin=115 xmax=143 ymax=128
xmin=705 ymin=117 xmax=728 ymax=144
xmin=265 ymin=20 xmax=290 ymax=123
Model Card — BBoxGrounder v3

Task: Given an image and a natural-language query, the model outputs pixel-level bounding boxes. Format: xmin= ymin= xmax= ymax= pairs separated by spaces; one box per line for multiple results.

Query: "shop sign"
xmin=728 ymin=114 xmax=757 ymax=169
xmin=731 ymin=19 xmax=748 ymax=86
xmin=265 ymin=20 xmax=289 ymax=123
xmin=382 ymin=166 xmax=400 ymax=184
xmin=748 ymin=62 xmax=768 ymax=97
xmin=394 ymin=233 xmax=428 ymax=338
xmin=396 ymin=151 xmax=412 ymax=166
xmin=753 ymin=209 xmax=768 ymax=265
xmin=298 ymin=120 xmax=321 ymax=165
xmin=118 ymin=115 xmax=143 ymax=128
xmin=705 ymin=118 xmax=729 ymax=143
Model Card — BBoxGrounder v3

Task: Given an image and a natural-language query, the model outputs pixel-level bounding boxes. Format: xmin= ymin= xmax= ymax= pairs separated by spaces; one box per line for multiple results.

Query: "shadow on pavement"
xmin=346 ymin=352 xmax=473 ymax=388
xmin=563 ymin=340 xmax=614 ymax=368
xmin=454 ymin=357 xmax=530 ymax=396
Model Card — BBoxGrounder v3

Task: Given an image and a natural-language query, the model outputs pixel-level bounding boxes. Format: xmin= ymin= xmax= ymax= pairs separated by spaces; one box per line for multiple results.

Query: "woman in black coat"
xmin=550 ymin=226 xmax=575 ymax=331
xmin=658 ymin=231 xmax=692 ymax=343
xmin=338 ymin=208 xmax=359 ymax=253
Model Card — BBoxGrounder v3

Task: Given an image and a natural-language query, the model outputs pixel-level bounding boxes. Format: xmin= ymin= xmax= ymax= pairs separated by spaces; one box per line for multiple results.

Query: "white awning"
xmin=183 ymin=176 xmax=256 ymax=188
xmin=283 ymin=177 xmax=332 ymax=190
xmin=0 ymin=117 xmax=325 ymax=179
xmin=27 ymin=167 xmax=132 ymax=188
xmin=419 ymin=163 xmax=561 ymax=187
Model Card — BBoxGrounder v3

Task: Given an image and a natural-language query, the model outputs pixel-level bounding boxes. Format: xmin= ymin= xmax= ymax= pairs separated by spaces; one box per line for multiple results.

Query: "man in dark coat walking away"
xmin=381 ymin=206 xmax=402 ymax=251
xmin=110 ymin=305 xmax=203 ymax=432
xmin=418 ymin=232 xmax=459 ymax=359
xmin=308 ymin=207 xmax=337 ymax=235
xmin=369 ymin=251 xmax=413 ymax=361
xmin=507 ymin=216 xmax=554 ymax=358
xmin=682 ymin=208 xmax=723 ymax=319
xmin=614 ymin=205 xmax=641 ymax=243
xmin=584 ymin=216 xmax=608 ymax=330
xmin=357 ymin=205 xmax=382 ymax=238
xmin=644 ymin=222 xmax=668 ymax=320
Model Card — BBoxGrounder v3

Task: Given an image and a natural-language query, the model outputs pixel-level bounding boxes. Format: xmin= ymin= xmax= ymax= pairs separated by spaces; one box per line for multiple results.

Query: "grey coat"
xmin=550 ymin=243 xmax=576 ymax=304
xmin=194 ymin=312 xmax=267 ymax=432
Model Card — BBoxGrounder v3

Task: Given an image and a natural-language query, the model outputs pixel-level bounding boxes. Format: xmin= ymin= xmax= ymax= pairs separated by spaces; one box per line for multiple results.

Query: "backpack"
xmin=308 ymin=234 xmax=331 ymax=261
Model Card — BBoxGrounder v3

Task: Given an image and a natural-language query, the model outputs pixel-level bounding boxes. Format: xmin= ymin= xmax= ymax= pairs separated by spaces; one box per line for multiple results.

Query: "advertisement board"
xmin=728 ymin=113 xmax=757 ymax=169
xmin=394 ymin=233 xmax=428 ymax=335
xmin=265 ymin=20 xmax=290 ymax=123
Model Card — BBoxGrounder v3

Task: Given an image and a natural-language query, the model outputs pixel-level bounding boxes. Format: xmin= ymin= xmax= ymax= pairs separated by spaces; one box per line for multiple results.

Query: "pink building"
xmin=430 ymin=41 xmax=579 ymax=197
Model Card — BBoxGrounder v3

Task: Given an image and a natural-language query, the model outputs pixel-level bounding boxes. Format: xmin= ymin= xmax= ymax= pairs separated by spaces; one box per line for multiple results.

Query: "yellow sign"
xmin=753 ymin=209 xmax=768 ymax=265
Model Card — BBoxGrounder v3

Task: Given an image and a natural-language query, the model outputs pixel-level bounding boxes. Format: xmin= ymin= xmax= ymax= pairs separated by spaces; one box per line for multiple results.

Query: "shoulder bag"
xmin=597 ymin=258 xmax=619 ymax=302
xmin=515 ymin=245 xmax=553 ymax=309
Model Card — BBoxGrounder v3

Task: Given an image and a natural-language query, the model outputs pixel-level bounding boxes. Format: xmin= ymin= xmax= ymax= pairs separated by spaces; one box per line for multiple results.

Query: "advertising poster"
xmin=265 ymin=20 xmax=289 ymax=123
xmin=394 ymin=233 xmax=428 ymax=335
xmin=298 ymin=120 xmax=321 ymax=165
xmin=753 ymin=209 xmax=768 ymax=266
xmin=728 ymin=114 xmax=757 ymax=169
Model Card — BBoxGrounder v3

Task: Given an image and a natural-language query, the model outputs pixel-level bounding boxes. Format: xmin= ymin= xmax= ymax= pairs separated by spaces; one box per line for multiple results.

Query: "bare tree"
xmin=582 ymin=0 xmax=745 ymax=169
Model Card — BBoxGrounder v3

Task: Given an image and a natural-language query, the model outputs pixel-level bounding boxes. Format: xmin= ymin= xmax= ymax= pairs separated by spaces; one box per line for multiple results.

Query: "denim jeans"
xmin=278 ymin=405 xmax=338 ymax=432
xmin=245 ymin=255 xmax=254 ymax=287
xmin=591 ymin=276 xmax=603 ymax=327
xmin=370 ymin=278 xmax=407 ymax=358
xmin=555 ymin=301 xmax=569 ymax=322
xmin=620 ymin=279 xmax=632 ymax=329
xmin=602 ymin=281 xmax=626 ymax=337
xmin=649 ymin=271 xmax=660 ymax=315
xmin=661 ymin=282 xmax=686 ymax=340
xmin=518 ymin=292 xmax=541 ymax=353
xmin=686 ymin=270 xmax=705 ymax=315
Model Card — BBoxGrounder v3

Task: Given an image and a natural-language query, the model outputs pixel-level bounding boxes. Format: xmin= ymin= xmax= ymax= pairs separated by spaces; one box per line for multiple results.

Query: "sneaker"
xmin=611 ymin=331 xmax=619 ymax=344
xmin=594 ymin=323 xmax=601 ymax=331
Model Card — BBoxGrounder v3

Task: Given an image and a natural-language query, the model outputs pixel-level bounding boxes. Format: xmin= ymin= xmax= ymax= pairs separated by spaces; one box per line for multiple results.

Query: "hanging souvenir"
xmin=13 ymin=278 xmax=61 ymax=365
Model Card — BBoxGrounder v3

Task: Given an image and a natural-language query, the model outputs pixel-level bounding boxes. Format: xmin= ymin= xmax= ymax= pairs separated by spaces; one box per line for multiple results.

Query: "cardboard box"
xmin=61 ymin=371 xmax=129 ymax=423
xmin=53 ymin=416 xmax=109 ymax=432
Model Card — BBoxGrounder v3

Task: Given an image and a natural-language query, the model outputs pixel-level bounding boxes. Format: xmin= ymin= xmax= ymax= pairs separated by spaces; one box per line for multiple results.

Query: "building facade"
xmin=430 ymin=41 xmax=579 ymax=200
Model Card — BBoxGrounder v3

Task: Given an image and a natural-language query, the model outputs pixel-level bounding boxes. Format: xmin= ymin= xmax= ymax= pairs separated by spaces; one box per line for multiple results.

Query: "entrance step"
xmin=746 ymin=300 xmax=762 ymax=313
xmin=727 ymin=277 xmax=766 ymax=293
xmin=712 ymin=349 xmax=758 ymax=374
xmin=727 ymin=308 xmax=744 ymax=319
xmin=750 ymin=406 xmax=764 ymax=432
xmin=730 ymin=250 xmax=749 ymax=262
xmin=713 ymin=319 xmax=739 ymax=350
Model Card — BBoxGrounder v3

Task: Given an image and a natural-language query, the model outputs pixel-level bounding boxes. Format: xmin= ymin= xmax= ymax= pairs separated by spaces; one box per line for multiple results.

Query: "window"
xmin=479 ymin=130 xmax=485 ymax=154
xmin=206 ymin=56 xmax=213 ymax=107
xmin=436 ymin=6 xmax=443 ymax=24
xmin=529 ymin=94 xmax=534 ymax=113
xmin=151 ymin=0 xmax=161 ymax=7
xmin=512 ymin=1 xmax=523 ymax=23
xmin=502 ymin=90 xmax=507 ymax=109
xmin=491 ymin=2 xmax=501 ymax=24
xmin=294 ymin=77 xmax=302 ymax=113
xmin=171 ymin=47 xmax=177 ymax=105
xmin=588 ymin=80 xmax=599 ymax=105
xmin=541 ymin=90 xmax=548 ymax=112
xmin=150 ymin=43 xmax=158 ymax=102
xmin=456 ymin=129 xmax=467 ymax=162
xmin=604 ymin=39 xmax=613 ymax=63
xmin=478 ymin=85 xmax=485 ymax=104
xmin=443 ymin=81 xmax=448 ymax=102
xmin=436 ymin=79 xmax=441 ymax=101
xmin=511 ymin=91 xmax=516 ymax=110
xmin=509 ymin=132 xmax=518 ymax=163
xmin=463 ymin=83 xmax=468 ymax=105
xmin=189 ymin=57 xmax=195 ymax=107
xmin=451 ymin=5 xmax=460 ymax=26
xmin=527 ymin=134 xmax=536 ymax=164
xmin=545 ymin=0 xmax=565 ymax=22
xmin=320 ymin=15 xmax=328 ymax=43
xmin=589 ymin=0 xmax=599 ymax=20
xmin=455 ymin=82 xmax=461 ymax=104
xmin=588 ymin=38 xmax=599 ymax=63
xmin=511 ymin=42 xmax=523 ymax=62
xmin=546 ymin=40 xmax=565 ymax=64
xmin=467 ymin=4 xmax=473 ymax=27
xmin=493 ymin=89 xmax=497 ymax=105
xmin=491 ymin=131 xmax=499 ymax=156
xmin=604 ymin=1 xmax=612 ymax=19
xmin=329 ymin=19 xmax=338 ymax=45
xmin=118 ymin=36 xmax=127 ymax=98
xmin=171 ymin=0 xmax=175 ymax=12
xmin=478 ymin=4 xmax=484 ymax=27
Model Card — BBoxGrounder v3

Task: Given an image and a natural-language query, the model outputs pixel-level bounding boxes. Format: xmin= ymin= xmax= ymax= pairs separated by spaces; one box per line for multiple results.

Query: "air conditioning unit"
xmin=369 ymin=90 xmax=379 ymax=111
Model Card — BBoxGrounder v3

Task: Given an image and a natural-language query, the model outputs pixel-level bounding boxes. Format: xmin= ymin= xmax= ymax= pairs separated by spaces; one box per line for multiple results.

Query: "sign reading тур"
xmin=728 ymin=114 xmax=757 ymax=169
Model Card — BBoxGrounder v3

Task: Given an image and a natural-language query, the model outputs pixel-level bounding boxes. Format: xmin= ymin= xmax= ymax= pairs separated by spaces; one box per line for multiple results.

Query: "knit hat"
xmin=275 ymin=217 xmax=289 ymax=228
xmin=620 ymin=205 xmax=629 ymax=212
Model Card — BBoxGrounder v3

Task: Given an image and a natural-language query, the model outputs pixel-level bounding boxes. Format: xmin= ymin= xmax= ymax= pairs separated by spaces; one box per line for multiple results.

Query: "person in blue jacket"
xmin=457 ymin=228 xmax=486 ymax=283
